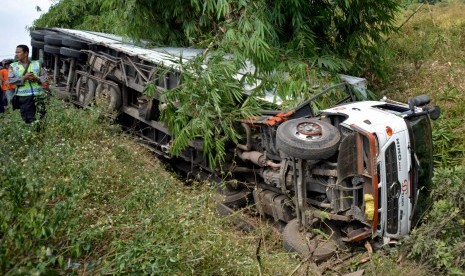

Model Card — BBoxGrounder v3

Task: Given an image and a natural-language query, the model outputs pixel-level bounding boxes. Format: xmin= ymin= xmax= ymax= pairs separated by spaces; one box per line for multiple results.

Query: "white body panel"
xmin=324 ymin=100 xmax=414 ymax=239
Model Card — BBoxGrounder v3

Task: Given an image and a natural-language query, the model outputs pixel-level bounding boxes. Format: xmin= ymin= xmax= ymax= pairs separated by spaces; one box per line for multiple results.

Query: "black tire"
xmin=31 ymin=39 xmax=45 ymax=49
xmin=283 ymin=219 xmax=338 ymax=262
xmin=62 ymin=37 xmax=89 ymax=50
xmin=30 ymin=29 xmax=56 ymax=41
xmin=44 ymin=34 xmax=65 ymax=46
xmin=216 ymin=186 xmax=251 ymax=209
xmin=44 ymin=45 xmax=61 ymax=55
xmin=60 ymin=47 xmax=87 ymax=60
xmin=283 ymin=219 xmax=312 ymax=256
xmin=276 ymin=118 xmax=340 ymax=160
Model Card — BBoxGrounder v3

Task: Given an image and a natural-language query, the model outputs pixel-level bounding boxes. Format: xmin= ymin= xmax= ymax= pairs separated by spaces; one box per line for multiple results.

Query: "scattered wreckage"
xmin=30 ymin=28 xmax=440 ymax=261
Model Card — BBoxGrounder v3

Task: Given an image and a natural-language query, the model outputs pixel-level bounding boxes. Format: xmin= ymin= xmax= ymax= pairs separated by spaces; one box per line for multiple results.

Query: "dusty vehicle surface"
xmin=30 ymin=28 xmax=440 ymax=261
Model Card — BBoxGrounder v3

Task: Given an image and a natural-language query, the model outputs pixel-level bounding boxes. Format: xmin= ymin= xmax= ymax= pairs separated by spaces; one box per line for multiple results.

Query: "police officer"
xmin=8 ymin=45 xmax=47 ymax=124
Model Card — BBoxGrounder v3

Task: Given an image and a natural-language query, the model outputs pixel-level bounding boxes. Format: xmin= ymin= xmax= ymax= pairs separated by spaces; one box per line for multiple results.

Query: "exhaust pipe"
xmin=236 ymin=150 xmax=281 ymax=169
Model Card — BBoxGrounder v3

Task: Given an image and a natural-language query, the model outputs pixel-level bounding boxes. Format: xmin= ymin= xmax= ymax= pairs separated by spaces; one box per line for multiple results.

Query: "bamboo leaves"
xmin=160 ymin=52 xmax=261 ymax=168
xmin=35 ymin=0 xmax=400 ymax=168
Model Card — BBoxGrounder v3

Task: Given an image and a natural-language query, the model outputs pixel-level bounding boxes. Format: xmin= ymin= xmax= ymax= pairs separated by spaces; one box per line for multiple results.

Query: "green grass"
xmin=0 ymin=97 xmax=436 ymax=275
xmin=379 ymin=1 xmax=465 ymax=274
xmin=0 ymin=99 xmax=299 ymax=274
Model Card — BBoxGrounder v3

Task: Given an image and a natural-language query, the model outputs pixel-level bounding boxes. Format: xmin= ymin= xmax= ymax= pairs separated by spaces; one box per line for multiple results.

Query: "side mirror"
xmin=408 ymin=95 xmax=431 ymax=110
xmin=428 ymin=105 xmax=441 ymax=120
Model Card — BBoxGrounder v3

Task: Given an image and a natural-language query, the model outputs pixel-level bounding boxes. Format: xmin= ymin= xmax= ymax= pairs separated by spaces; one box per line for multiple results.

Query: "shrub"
xmin=0 ymin=98 xmax=296 ymax=274
xmin=407 ymin=166 xmax=465 ymax=274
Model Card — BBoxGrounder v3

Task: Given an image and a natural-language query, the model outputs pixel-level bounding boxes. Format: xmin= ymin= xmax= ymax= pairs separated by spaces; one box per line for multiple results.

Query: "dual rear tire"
xmin=32 ymin=29 xmax=122 ymax=112
xmin=75 ymin=77 xmax=122 ymax=112
xmin=31 ymin=30 xmax=89 ymax=60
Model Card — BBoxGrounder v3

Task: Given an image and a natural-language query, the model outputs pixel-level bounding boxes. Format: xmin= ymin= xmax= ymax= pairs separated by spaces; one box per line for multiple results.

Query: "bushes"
xmin=0 ymin=99 xmax=296 ymax=274
xmin=407 ymin=166 xmax=465 ymax=274
xmin=377 ymin=2 xmax=465 ymax=274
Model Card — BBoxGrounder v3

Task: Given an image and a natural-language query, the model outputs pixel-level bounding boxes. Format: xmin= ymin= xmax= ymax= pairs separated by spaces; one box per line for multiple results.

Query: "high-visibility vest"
xmin=0 ymin=69 xmax=15 ymax=91
xmin=11 ymin=61 xmax=45 ymax=96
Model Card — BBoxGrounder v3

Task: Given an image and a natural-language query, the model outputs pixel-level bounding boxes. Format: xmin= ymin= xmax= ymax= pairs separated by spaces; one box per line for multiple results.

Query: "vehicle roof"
xmin=49 ymin=28 xmax=367 ymax=104
xmin=53 ymin=28 xmax=203 ymax=69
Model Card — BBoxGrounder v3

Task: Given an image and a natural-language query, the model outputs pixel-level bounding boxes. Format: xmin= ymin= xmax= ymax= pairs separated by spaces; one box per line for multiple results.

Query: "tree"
xmin=34 ymin=0 xmax=113 ymax=32
xmin=34 ymin=0 xmax=400 ymax=167
xmin=35 ymin=0 xmax=400 ymax=74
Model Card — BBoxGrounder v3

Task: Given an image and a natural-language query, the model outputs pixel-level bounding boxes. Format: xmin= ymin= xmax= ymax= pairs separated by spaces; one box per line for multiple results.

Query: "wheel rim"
xmin=76 ymin=77 xmax=95 ymax=105
xmin=96 ymin=85 xmax=112 ymax=108
xmin=295 ymin=122 xmax=322 ymax=140
xmin=95 ymin=82 xmax=122 ymax=113
xmin=276 ymin=118 xmax=341 ymax=160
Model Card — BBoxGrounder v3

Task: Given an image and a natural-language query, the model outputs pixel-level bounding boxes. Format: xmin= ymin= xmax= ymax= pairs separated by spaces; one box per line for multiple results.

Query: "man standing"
xmin=8 ymin=45 xmax=47 ymax=124
xmin=0 ymin=60 xmax=16 ymax=107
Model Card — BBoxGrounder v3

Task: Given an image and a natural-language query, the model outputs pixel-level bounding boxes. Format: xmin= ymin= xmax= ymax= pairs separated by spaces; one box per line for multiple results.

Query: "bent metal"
xmin=30 ymin=28 xmax=440 ymax=261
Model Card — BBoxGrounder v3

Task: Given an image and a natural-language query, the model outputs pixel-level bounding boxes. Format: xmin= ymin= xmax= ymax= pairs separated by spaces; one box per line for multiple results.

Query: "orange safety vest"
xmin=0 ymin=68 xmax=15 ymax=91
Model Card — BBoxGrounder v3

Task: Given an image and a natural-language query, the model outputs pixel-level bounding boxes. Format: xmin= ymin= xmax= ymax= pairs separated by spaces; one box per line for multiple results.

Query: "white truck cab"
xmin=322 ymin=97 xmax=437 ymax=243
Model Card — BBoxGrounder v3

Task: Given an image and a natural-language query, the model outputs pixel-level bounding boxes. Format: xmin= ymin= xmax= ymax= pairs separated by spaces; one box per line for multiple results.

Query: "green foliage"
xmin=385 ymin=10 xmax=443 ymax=71
xmin=431 ymin=85 xmax=465 ymax=167
xmin=383 ymin=1 xmax=465 ymax=81
xmin=34 ymin=0 xmax=115 ymax=32
xmin=97 ymin=0 xmax=400 ymax=75
xmin=37 ymin=0 xmax=400 ymax=75
xmin=0 ymin=98 xmax=297 ymax=274
xmin=159 ymin=51 xmax=262 ymax=168
xmin=35 ymin=0 xmax=401 ymax=166
xmin=432 ymin=117 xmax=465 ymax=167
xmin=407 ymin=166 xmax=465 ymax=274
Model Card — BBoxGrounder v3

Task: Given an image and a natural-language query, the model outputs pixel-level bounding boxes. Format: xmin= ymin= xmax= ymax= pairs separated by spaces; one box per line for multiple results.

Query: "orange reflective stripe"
xmin=264 ymin=118 xmax=277 ymax=126
xmin=264 ymin=109 xmax=296 ymax=126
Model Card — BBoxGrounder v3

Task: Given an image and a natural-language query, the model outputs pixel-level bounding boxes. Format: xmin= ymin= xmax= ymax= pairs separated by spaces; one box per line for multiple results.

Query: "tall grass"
xmin=408 ymin=166 xmax=465 ymax=274
xmin=381 ymin=1 xmax=465 ymax=165
xmin=381 ymin=1 xmax=465 ymax=274
xmin=0 ymin=99 xmax=297 ymax=274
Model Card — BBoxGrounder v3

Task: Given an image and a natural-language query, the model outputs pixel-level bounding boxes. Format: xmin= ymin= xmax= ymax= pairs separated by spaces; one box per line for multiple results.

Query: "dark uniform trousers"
xmin=17 ymin=94 xmax=46 ymax=124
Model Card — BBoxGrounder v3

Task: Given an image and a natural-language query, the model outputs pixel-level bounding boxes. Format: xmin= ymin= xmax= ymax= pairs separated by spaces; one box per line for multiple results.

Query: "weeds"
xmin=0 ymin=98 xmax=297 ymax=274
xmin=406 ymin=166 xmax=465 ymax=274
xmin=380 ymin=1 xmax=465 ymax=274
